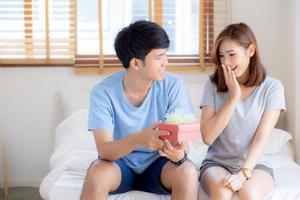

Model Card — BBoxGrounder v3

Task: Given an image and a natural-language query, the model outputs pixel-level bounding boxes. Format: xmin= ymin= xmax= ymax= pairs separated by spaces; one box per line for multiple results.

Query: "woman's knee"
xmin=238 ymin=186 xmax=259 ymax=200
xmin=210 ymin=187 xmax=234 ymax=200
xmin=203 ymin=179 xmax=233 ymax=200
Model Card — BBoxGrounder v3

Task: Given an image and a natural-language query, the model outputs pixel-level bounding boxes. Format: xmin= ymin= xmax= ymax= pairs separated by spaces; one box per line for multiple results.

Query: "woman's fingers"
xmin=221 ymin=64 xmax=229 ymax=83
xmin=226 ymin=65 xmax=235 ymax=83
xmin=223 ymin=174 xmax=232 ymax=186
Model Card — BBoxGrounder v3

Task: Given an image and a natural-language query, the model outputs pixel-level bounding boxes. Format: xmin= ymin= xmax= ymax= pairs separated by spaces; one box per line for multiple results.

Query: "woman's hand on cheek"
xmin=221 ymin=64 xmax=241 ymax=102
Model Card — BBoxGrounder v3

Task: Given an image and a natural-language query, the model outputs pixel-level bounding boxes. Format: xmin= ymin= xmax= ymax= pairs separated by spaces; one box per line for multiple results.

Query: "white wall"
xmin=231 ymin=0 xmax=299 ymax=162
xmin=0 ymin=68 xmax=101 ymax=186
xmin=0 ymin=0 xmax=298 ymax=187
xmin=231 ymin=0 xmax=295 ymax=130
xmin=295 ymin=0 xmax=300 ymax=163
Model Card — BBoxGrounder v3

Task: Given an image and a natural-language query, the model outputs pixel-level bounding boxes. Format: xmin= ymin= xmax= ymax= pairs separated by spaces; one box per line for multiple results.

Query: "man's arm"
xmin=93 ymin=121 xmax=170 ymax=161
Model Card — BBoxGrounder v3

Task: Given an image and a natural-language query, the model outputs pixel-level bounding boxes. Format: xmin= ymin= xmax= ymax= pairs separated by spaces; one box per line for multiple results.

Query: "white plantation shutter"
xmin=74 ymin=0 xmax=231 ymax=73
xmin=75 ymin=0 xmax=150 ymax=71
xmin=0 ymin=0 xmax=76 ymax=65
xmin=214 ymin=0 xmax=231 ymax=41
xmin=0 ymin=0 xmax=230 ymax=71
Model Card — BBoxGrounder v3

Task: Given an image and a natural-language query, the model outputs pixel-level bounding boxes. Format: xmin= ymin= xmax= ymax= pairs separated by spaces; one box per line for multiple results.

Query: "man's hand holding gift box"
xmin=158 ymin=109 xmax=202 ymax=142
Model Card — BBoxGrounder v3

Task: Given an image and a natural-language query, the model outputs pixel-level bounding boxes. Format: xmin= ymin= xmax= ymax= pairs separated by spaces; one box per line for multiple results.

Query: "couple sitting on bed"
xmin=80 ymin=20 xmax=285 ymax=200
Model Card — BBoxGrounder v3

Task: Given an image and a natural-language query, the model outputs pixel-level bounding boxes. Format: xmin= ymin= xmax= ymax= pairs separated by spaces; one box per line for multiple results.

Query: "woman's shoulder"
xmin=260 ymin=75 xmax=284 ymax=93
xmin=262 ymin=75 xmax=284 ymax=87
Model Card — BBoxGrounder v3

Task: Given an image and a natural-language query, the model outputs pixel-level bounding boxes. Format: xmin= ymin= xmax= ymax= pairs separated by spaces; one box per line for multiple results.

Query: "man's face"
xmin=139 ymin=48 xmax=168 ymax=81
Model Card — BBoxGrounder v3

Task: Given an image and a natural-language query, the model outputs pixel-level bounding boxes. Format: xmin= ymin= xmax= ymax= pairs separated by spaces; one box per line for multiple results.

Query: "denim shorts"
xmin=91 ymin=157 xmax=171 ymax=195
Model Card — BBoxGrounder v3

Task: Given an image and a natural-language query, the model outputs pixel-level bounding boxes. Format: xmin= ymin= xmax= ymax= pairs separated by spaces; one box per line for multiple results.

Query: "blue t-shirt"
xmin=200 ymin=76 xmax=286 ymax=172
xmin=89 ymin=70 xmax=193 ymax=173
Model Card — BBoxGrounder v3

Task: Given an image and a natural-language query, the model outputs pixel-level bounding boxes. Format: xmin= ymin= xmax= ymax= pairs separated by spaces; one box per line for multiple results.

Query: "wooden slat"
xmin=0 ymin=58 xmax=73 ymax=65
xmin=97 ymin=0 xmax=104 ymax=69
xmin=0 ymin=38 xmax=75 ymax=43
xmin=148 ymin=0 xmax=152 ymax=21
xmin=45 ymin=0 xmax=50 ymax=61
xmin=74 ymin=65 xmax=214 ymax=75
xmin=154 ymin=0 xmax=162 ymax=26
xmin=0 ymin=50 xmax=73 ymax=55
xmin=23 ymin=0 xmax=33 ymax=56
xmin=70 ymin=0 xmax=77 ymax=58
xmin=0 ymin=44 xmax=75 ymax=49
xmin=199 ymin=0 xmax=204 ymax=67
xmin=204 ymin=0 xmax=214 ymax=55
xmin=75 ymin=55 xmax=202 ymax=64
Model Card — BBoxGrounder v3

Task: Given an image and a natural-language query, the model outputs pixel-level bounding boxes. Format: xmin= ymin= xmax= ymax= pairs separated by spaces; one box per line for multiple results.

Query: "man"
xmin=80 ymin=20 xmax=198 ymax=200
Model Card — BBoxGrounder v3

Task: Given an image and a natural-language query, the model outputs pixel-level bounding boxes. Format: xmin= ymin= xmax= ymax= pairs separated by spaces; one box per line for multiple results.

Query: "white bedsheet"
xmin=40 ymin=144 xmax=300 ymax=200
xmin=41 ymin=149 xmax=300 ymax=200
xmin=40 ymin=109 xmax=300 ymax=200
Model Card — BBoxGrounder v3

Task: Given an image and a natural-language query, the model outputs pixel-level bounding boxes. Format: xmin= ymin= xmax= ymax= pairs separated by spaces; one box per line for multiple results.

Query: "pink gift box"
xmin=158 ymin=123 xmax=201 ymax=142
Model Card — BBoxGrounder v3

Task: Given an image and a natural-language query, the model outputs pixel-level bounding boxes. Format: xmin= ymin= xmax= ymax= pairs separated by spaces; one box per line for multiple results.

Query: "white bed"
xmin=40 ymin=109 xmax=300 ymax=200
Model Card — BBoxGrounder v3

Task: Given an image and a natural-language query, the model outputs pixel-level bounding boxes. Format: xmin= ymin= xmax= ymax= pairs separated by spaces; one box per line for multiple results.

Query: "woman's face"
xmin=218 ymin=39 xmax=254 ymax=80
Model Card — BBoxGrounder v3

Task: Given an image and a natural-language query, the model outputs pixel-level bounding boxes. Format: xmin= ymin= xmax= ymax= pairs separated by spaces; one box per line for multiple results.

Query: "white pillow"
xmin=263 ymin=128 xmax=293 ymax=155
xmin=185 ymin=82 xmax=205 ymax=122
xmin=50 ymin=109 xmax=95 ymax=169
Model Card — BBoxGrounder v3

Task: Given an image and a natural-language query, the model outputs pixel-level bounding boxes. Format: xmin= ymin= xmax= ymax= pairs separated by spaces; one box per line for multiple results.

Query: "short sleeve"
xmin=167 ymin=78 xmax=194 ymax=115
xmin=200 ymin=79 xmax=215 ymax=109
xmin=265 ymin=80 xmax=286 ymax=112
xmin=88 ymin=88 xmax=114 ymax=132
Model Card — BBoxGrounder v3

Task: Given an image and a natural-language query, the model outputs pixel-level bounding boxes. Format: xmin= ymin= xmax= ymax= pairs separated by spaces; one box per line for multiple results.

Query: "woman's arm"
xmin=200 ymin=98 xmax=238 ymax=145
xmin=242 ymin=109 xmax=281 ymax=171
xmin=223 ymin=109 xmax=281 ymax=191
xmin=201 ymin=65 xmax=241 ymax=145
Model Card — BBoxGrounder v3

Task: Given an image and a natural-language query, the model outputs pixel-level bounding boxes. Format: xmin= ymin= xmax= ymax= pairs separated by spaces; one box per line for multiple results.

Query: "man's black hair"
xmin=114 ymin=20 xmax=170 ymax=69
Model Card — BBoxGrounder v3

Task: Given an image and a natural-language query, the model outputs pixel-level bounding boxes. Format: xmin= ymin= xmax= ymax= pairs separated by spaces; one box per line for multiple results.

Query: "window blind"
xmin=74 ymin=0 xmax=231 ymax=73
xmin=0 ymin=0 xmax=231 ymax=71
xmin=0 ymin=0 xmax=76 ymax=65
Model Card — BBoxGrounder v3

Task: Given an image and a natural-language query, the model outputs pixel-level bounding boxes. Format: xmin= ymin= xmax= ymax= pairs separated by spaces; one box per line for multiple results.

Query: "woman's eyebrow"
xmin=219 ymin=49 xmax=235 ymax=54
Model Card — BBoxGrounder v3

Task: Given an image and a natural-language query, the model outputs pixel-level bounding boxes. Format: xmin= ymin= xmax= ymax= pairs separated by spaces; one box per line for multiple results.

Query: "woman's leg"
xmin=200 ymin=166 xmax=235 ymax=200
xmin=238 ymin=169 xmax=274 ymax=200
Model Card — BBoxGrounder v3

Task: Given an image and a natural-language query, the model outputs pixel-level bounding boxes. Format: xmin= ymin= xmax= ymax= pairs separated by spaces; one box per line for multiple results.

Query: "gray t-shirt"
xmin=200 ymin=76 xmax=286 ymax=172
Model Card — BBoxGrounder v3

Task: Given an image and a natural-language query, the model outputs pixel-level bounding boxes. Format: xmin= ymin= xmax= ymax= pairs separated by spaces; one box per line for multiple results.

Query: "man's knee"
xmin=175 ymin=161 xmax=198 ymax=181
xmin=85 ymin=160 xmax=121 ymax=192
xmin=171 ymin=161 xmax=198 ymax=190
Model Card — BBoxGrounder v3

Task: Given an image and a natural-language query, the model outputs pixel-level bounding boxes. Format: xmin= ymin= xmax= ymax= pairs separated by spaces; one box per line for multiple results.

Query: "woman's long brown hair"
xmin=211 ymin=22 xmax=266 ymax=92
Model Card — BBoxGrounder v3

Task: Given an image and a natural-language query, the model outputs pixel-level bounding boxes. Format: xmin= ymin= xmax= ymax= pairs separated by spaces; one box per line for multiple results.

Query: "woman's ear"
xmin=247 ymin=44 xmax=256 ymax=57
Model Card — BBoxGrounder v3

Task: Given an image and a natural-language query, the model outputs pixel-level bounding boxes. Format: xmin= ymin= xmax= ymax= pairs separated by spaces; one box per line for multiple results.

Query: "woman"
xmin=199 ymin=22 xmax=286 ymax=200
